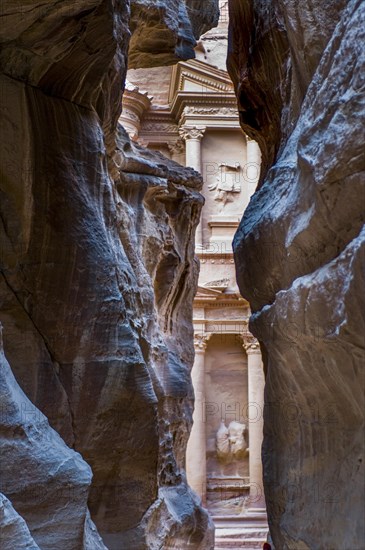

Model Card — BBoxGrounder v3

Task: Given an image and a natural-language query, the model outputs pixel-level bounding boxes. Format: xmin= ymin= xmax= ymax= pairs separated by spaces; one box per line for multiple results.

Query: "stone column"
xmin=179 ymin=126 xmax=206 ymax=249
xmin=246 ymin=136 xmax=261 ymax=197
xmin=179 ymin=126 xmax=206 ymax=172
xmin=186 ymin=333 xmax=209 ymax=505
xmin=243 ymin=335 xmax=266 ymax=511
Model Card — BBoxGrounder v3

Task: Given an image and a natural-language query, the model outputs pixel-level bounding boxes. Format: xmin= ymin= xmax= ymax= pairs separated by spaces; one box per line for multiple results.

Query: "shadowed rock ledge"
xmin=0 ymin=1 xmax=218 ymax=548
xmin=228 ymin=0 xmax=365 ymax=548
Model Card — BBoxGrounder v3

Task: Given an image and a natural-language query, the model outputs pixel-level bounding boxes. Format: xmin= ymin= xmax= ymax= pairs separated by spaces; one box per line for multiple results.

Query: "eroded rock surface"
xmin=0 ymin=1 xmax=217 ymax=548
xmin=0 ymin=493 xmax=40 ymax=550
xmin=228 ymin=0 xmax=365 ymax=548
xmin=129 ymin=0 xmax=219 ymax=68
xmin=0 ymin=326 xmax=107 ymax=550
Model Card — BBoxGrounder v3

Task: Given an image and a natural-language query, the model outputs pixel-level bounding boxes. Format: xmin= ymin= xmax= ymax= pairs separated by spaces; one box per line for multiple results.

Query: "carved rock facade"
xmin=228 ymin=0 xmax=365 ymax=548
xmin=0 ymin=1 xmax=218 ymax=548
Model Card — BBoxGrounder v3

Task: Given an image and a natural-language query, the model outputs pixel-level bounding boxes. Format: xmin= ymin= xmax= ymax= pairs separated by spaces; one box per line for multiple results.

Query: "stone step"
xmin=215 ymin=538 xmax=265 ymax=549
xmin=213 ymin=511 xmax=269 ymax=549
xmin=214 ymin=523 xmax=268 ymax=531
xmin=216 ymin=530 xmax=268 ymax=539
xmin=213 ymin=516 xmax=268 ymax=528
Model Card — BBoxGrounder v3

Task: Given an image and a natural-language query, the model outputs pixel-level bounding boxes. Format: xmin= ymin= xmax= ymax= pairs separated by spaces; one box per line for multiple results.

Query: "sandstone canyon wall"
xmin=0 ymin=1 xmax=219 ymax=549
xmin=228 ymin=0 xmax=364 ymax=548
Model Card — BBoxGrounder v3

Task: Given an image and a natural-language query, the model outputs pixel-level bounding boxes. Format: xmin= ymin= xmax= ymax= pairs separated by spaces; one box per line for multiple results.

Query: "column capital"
xmin=179 ymin=125 xmax=206 ymax=141
xmin=194 ymin=333 xmax=209 ymax=352
xmin=241 ymin=334 xmax=261 ymax=354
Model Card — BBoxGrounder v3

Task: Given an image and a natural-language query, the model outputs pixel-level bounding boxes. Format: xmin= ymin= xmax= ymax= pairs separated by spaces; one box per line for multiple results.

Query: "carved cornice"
xmin=174 ymin=95 xmax=239 ymax=126
xmin=140 ymin=97 xmax=240 ymax=138
xmin=142 ymin=122 xmax=178 ymax=134
xmin=183 ymin=106 xmax=237 ymax=117
xmin=193 ymin=319 xmax=250 ymax=333
xmin=200 ymin=257 xmax=235 ymax=264
xmin=194 ymin=318 xmax=249 ymax=325
xmin=194 ymin=300 xmax=247 ymax=308
xmin=179 ymin=125 xmax=206 ymax=141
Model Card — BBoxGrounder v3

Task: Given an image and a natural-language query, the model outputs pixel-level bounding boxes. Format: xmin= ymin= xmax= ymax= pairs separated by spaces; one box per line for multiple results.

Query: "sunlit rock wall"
xmin=228 ymin=0 xmax=365 ymax=548
xmin=0 ymin=1 xmax=218 ymax=548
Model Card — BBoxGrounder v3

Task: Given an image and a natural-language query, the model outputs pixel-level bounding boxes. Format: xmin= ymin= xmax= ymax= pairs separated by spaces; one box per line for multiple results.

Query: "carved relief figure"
xmin=208 ymin=162 xmax=241 ymax=205
xmin=216 ymin=420 xmax=230 ymax=461
xmin=228 ymin=421 xmax=247 ymax=460
xmin=216 ymin=420 xmax=247 ymax=462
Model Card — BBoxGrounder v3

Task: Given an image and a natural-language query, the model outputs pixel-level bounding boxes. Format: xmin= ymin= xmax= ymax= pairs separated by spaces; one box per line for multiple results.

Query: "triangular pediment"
xmin=169 ymin=59 xmax=233 ymax=103
xmin=196 ymin=285 xmax=223 ymax=297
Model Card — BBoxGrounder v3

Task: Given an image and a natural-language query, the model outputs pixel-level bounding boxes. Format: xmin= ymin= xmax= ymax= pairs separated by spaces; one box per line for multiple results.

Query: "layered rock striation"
xmin=0 ymin=1 xmax=218 ymax=548
xmin=228 ymin=0 xmax=365 ymax=548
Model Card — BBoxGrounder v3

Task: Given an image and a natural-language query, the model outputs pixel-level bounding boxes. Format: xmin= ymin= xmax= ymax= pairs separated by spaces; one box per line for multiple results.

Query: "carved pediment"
xmin=203 ymin=278 xmax=230 ymax=290
xmin=169 ymin=59 xmax=234 ymax=102
xmin=196 ymin=285 xmax=223 ymax=298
